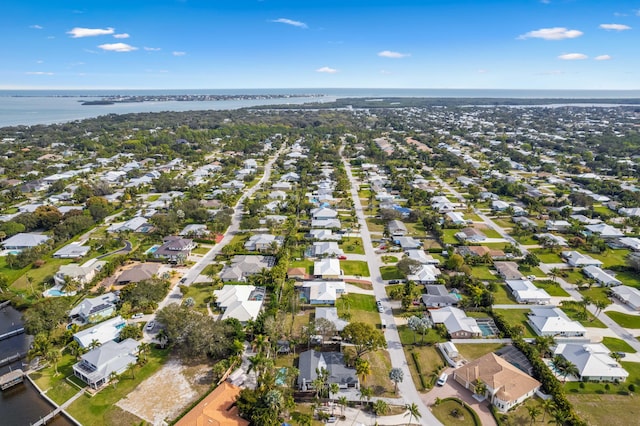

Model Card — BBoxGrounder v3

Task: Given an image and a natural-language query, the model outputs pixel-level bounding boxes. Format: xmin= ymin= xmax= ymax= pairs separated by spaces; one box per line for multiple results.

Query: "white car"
xmin=132 ymin=313 xmax=144 ymax=319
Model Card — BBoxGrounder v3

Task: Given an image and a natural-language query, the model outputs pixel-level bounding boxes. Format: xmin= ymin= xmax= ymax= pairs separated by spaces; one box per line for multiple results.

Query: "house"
xmin=315 ymin=307 xmax=348 ymax=331
xmin=505 ymin=280 xmax=551 ymax=304
xmin=457 ymin=245 xmax=505 ymax=260
xmin=313 ymin=241 xmax=344 ymax=257
xmin=491 ymin=200 xmax=510 ymax=212
xmin=313 ymin=259 xmax=341 ymax=279
xmin=554 ymin=343 xmax=629 ymax=382
xmin=453 ymin=352 xmax=541 ymax=413
xmin=610 ymin=285 xmax=640 ymax=311
xmin=512 ymin=216 xmax=537 ymax=230
xmin=619 ymin=237 xmax=640 ymax=251
xmin=73 ymin=316 xmax=126 ymax=348
xmin=421 ymin=285 xmax=459 ymax=308
xmin=494 ymin=262 xmax=524 ymax=280
xmin=175 ymin=382 xmax=249 ymax=426
xmin=178 ymin=224 xmax=210 ymax=237
xmin=302 ymin=281 xmax=346 ymax=305
xmin=585 ymin=223 xmax=624 ymax=238
xmin=455 ymin=228 xmax=487 ymax=243
xmin=311 ymin=218 xmax=341 ymax=229
xmin=408 ymin=264 xmax=441 ymax=284
xmin=54 ymin=258 xmax=106 ymax=288
xmin=536 ymin=233 xmax=568 ymax=247
xmin=1 ymin=232 xmax=50 ymax=251
xmin=562 ymin=251 xmax=603 ymax=268
xmin=527 ymin=307 xmax=586 ymax=337
xmin=546 ymin=220 xmax=571 ymax=232
xmin=213 ymin=285 xmax=265 ymax=323
xmin=583 ymin=266 xmax=622 ymax=287
xmin=107 ymin=216 xmax=149 ymax=233
xmin=395 ymin=236 xmax=421 ymax=250
xmin=116 ymin=263 xmax=161 ymax=285
xmin=272 ymin=181 xmax=292 ymax=191
xmin=268 ymin=190 xmax=287 ymax=200
xmin=432 ymin=196 xmax=456 ymax=213
xmin=219 ymin=255 xmax=276 ymax=282
xmin=429 ymin=306 xmax=481 ymax=338
xmin=244 ymin=234 xmax=282 ymax=252
xmin=308 ymin=229 xmax=342 ymax=241
xmin=53 ymin=242 xmax=91 ymax=258
xmin=446 ymin=212 xmax=469 ymax=225
xmin=311 ymin=207 xmax=338 ymax=220
xmin=298 ymin=350 xmax=359 ymax=390
xmin=153 ymin=236 xmax=195 ymax=262
xmin=73 ymin=339 xmax=139 ymax=389
xmin=287 ymin=267 xmax=308 ymax=281
xmin=69 ymin=292 xmax=118 ymax=324
xmin=405 ymin=249 xmax=440 ymax=265
xmin=387 ymin=220 xmax=408 ymax=237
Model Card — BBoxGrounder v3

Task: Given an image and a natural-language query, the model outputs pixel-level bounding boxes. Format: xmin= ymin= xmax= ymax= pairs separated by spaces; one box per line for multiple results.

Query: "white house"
xmin=313 ymin=259 xmax=341 ymax=279
xmin=1 ymin=233 xmax=50 ymax=251
xmin=585 ymin=223 xmax=624 ymax=238
xmin=561 ymin=251 xmax=603 ymax=268
xmin=54 ymin=258 xmax=106 ymax=288
xmin=73 ymin=339 xmax=139 ymax=389
xmin=313 ymin=241 xmax=344 ymax=257
xmin=429 ymin=306 xmax=481 ymax=338
xmin=610 ymin=285 xmax=640 ymax=311
xmin=73 ymin=316 xmax=126 ymax=348
xmin=528 ymin=307 xmax=586 ymax=337
xmin=583 ymin=266 xmax=622 ymax=287
xmin=505 ymin=279 xmax=551 ymax=304
xmin=213 ymin=285 xmax=265 ymax=323
xmin=554 ymin=343 xmax=629 ymax=382
xmin=408 ymin=264 xmax=441 ymax=284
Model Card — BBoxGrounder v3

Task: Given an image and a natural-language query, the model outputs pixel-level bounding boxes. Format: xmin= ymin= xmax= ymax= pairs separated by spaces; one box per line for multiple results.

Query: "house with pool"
xmin=73 ymin=315 xmax=126 ymax=348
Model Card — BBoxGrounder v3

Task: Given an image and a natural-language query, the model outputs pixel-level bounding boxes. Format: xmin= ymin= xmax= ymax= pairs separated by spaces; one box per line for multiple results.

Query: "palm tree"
xmin=550 ymin=267 xmax=560 ymax=282
xmin=45 ymin=349 xmax=61 ymax=376
xmin=109 ymin=371 xmax=119 ymax=388
xmin=128 ymin=362 xmax=136 ymax=379
xmin=594 ymin=300 xmax=607 ymax=317
xmin=89 ymin=339 xmax=102 ymax=351
xmin=373 ymin=400 xmax=389 ymax=417
xmin=533 ymin=335 xmax=555 ymax=358
xmin=337 ymin=396 xmax=348 ymax=416
xmin=474 ymin=379 xmax=488 ymax=397
xmin=358 ymin=386 xmax=372 ymax=407
xmin=540 ymin=399 xmax=555 ymax=423
xmin=329 ymin=383 xmax=340 ymax=414
xmin=556 ymin=358 xmax=579 ymax=385
xmin=355 ymin=358 xmax=371 ymax=386
xmin=404 ymin=403 xmax=422 ymax=425
xmin=527 ymin=406 xmax=541 ymax=425
xmin=389 ymin=367 xmax=404 ymax=394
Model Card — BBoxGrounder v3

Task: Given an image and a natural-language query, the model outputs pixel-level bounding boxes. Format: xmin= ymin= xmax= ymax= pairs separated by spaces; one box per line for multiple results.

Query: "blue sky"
xmin=2 ymin=0 xmax=639 ymax=89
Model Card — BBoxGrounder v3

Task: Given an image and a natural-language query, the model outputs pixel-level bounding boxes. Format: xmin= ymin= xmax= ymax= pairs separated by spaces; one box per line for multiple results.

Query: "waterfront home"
xmin=73 ymin=338 xmax=139 ymax=389
xmin=73 ymin=316 xmax=126 ymax=348
xmin=69 ymin=292 xmax=118 ymax=324
xmin=453 ymin=352 xmax=541 ymax=413
xmin=54 ymin=258 xmax=106 ymax=288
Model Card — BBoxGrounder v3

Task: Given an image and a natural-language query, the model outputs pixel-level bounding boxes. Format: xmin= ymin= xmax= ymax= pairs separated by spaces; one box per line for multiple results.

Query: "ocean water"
xmin=1 ymin=88 xmax=640 ymax=128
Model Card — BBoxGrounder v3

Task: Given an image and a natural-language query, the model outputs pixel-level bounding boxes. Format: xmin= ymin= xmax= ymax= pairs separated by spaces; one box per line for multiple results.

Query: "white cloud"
xmin=172 ymin=51 xmax=186 ymax=56
xmin=144 ymin=47 xmax=161 ymax=51
xmin=26 ymin=71 xmax=54 ymax=75
xmin=558 ymin=53 xmax=588 ymax=60
xmin=271 ymin=18 xmax=307 ymax=28
xmin=316 ymin=66 xmax=338 ymax=74
xmin=599 ymin=23 xmax=631 ymax=31
xmin=477 ymin=69 xmax=488 ymax=74
xmin=380 ymin=69 xmax=392 ymax=75
xmin=36 ymin=60 xmax=44 ymax=64
xmin=378 ymin=50 xmax=410 ymax=58
xmin=30 ymin=24 xmax=43 ymax=30
xmin=518 ymin=27 xmax=583 ymax=40
xmin=594 ymin=54 xmax=612 ymax=61
xmin=68 ymin=27 xmax=115 ymax=38
xmin=97 ymin=43 xmax=138 ymax=52
xmin=113 ymin=33 xmax=130 ymax=39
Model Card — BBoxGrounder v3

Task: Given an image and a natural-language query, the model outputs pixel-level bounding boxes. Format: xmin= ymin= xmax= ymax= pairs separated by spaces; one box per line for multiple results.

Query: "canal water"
xmin=0 ymin=305 xmax=73 ymax=426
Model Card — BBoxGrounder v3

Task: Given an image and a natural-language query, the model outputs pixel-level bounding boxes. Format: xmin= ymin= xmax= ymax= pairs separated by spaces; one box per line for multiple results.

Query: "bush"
xmin=629 ymin=384 xmax=635 ymax=392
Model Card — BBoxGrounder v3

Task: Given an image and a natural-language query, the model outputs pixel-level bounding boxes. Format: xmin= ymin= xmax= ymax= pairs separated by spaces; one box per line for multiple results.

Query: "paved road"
xmin=341 ymin=146 xmax=441 ymax=426
xmin=144 ymin=145 xmax=285 ymax=338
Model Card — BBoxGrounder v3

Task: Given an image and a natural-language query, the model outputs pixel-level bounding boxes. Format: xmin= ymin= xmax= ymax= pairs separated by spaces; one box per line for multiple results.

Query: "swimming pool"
xmin=478 ymin=324 xmax=495 ymax=337
xmin=145 ymin=245 xmax=160 ymax=255
xmin=47 ymin=289 xmax=65 ymax=297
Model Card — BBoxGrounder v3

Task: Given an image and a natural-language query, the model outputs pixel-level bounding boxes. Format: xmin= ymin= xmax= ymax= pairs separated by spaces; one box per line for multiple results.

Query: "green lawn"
xmin=530 ymin=249 xmax=564 ymax=264
xmin=381 ymin=255 xmax=399 ymax=264
xmin=365 ymin=218 xmax=385 ymax=233
xmin=340 ymin=260 xmax=370 ymax=277
xmin=560 ymin=304 xmax=607 ymax=328
xmin=568 ymin=393 xmax=640 ymax=426
xmin=513 ymin=235 xmax=539 ymax=245
xmin=442 ymin=229 xmax=459 ymax=245
xmin=340 ymin=237 xmax=365 ymax=255
xmin=337 ymin=294 xmax=380 ymax=327
xmin=403 ymin=345 xmax=446 ymax=392
xmin=616 ymin=270 xmax=640 ymax=289
xmin=478 ymin=226 xmax=502 ymax=239
xmin=147 ymin=194 xmax=161 ymax=202
xmin=380 ymin=266 xmax=403 ymax=280
xmin=191 ymin=246 xmax=211 ymax=255
xmin=578 ymin=287 xmax=612 ymax=306
xmin=606 ymin=311 xmax=640 ymax=329
xmin=30 ymin=352 xmax=83 ymax=405
xmin=455 ymin=343 xmax=505 ymax=361
xmin=602 ymin=337 xmax=637 ymax=354
xmin=432 ymin=399 xmax=478 ymax=426
xmin=470 ymin=266 xmax=497 ymax=281
xmin=66 ymin=347 xmax=170 ymax=426
xmin=589 ymin=249 xmax=631 ymax=269
xmin=405 ymin=221 xmax=425 ymax=235
xmin=290 ymin=259 xmax=314 ymax=275
xmin=180 ymin=282 xmax=213 ymax=314
xmin=492 ymin=284 xmax=518 ymax=304
xmin=398 ymin=324 xmax=446 ymax=346
xmin=533 ymin=280 xmax=570 ymax=297
xmin=493 ymin=308 xmax=536 ymax=337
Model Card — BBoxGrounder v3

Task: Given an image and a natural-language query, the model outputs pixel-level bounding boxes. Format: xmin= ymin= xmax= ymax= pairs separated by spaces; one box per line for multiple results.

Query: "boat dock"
xmin=0 ymin=327 xmax=25 ymax=341
xmin=0 ymin=368 xmax=24 ymax=390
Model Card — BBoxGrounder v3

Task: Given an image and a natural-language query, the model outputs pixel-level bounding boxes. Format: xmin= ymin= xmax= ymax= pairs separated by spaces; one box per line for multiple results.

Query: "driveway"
xmin=421 ymin=370 xmax=497 ymax=426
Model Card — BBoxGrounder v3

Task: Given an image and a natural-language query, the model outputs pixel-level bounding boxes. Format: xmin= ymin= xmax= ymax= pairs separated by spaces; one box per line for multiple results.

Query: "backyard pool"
xmin=145 ymin=245 xmax=160 ymax=255
xmin=476 ymin=318 xmax=500 ymax=337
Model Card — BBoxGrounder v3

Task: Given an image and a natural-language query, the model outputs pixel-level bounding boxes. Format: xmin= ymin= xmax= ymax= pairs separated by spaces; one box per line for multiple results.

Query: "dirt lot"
xmin=116 ymin=358 xmax=211 ymax=425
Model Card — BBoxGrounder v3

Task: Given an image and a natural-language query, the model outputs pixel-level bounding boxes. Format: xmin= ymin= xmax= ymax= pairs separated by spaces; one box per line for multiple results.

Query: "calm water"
xmin=1 ymin=88 xmax=640 ymax=128
xmin=0 ymin=306 xmax=73 ymax=426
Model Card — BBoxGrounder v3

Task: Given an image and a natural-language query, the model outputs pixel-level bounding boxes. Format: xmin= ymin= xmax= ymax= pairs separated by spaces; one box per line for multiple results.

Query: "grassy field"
xmin=398 ymin=324 xmax=446 ymax=346
xmin=191 ymin=246 xmax=211 ymax=255
xmin=381 ymin=255 xmax=399 ymax=264
xmin=432 ymin=399 xmax=478 ymax=426
xmin=404 ymin=345 xmax=446 ymax=392
xmin=606 ymin=311 xmax=640 ymax=328
xmin=365 ymin=218 xmax=385 ymax=233
xmin=568 ymin=394 xmax=640 ymax=426
xmin=340 ymin=237 xmax=365 ymax=255
xmin=560 ymin=304 xmax=607 ymax=328
xmin=470 ymin=266 xmax=497 ymax=281
xmin=405 ymin=221 xmax=425 ymax=235
xmin=530 ymin=249 xmax=564 ymax=264
xmin=337 ymin=294 xmax=381 ymax=327
xmin=380 ymin=266 xmax=403 ymax=280
xmin=533 ymin=280 xmax=570 ymax=297
xmin=578 ymin=287 xmax=612 ymax=306
xmin=67 ymin=347 xmax=170 ymax=426
xmin=492 ymin=284 xmax=518 ymax=304
xmin=513 ymin=235 xmax=539 ymax=245
xmin=442 ymin=229 xmax=460 ymax=245
xmin=340 ymin=260 xmax=370 ymax=277
xmin=602 ymin=337 xmax=637 ymax=353
xmin=589 ymin=249 xmax=631 ymax=269
xmin=290 ymin=259 xmax=314 ymax=274
xmin=455 ymin=343 xmax=505 ymax=361
xmin=30 ymin=352 xmax=84 ymax=405
xmin=616 ymin=270 xmax=640 ymax=289
xmin=477 ymin=226 xmax=502 ymax=239
xmin=180 ymin=282 xmax=213 ymax=314
xmin=499 ymin=397 xmax=554 ymax=426
xmin=493 ymin=308 xmax=536 ymax=337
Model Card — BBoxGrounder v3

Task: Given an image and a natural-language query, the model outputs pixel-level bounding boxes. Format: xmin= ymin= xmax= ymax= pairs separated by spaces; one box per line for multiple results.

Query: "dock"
xmin=0 ymin=368 xmax=24 ymax=390
xmin=0 ymin=351 xmax=27 ymax=368
xmin=0 ymin=327 xmax=25 ymax=341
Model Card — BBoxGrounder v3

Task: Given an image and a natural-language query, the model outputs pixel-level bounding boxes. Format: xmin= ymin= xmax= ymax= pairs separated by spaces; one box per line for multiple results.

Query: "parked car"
xmin=436 ymin=372 xmax=449 ymax=386
xmin=132 ymin=313 xmax=144 ymax=319
xmin=337 ymin=255 xmax=347 ymax=260
xmin=145 ymin=321 xmax=155 ymax=331
xmin=179 ymin=277 xmax=187 ymax=283
xmin=388 ymin=279 xmax=400 ymax=284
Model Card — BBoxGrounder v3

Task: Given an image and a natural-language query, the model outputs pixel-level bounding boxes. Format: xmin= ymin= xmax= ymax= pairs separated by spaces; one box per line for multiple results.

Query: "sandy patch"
xmin=116 ymin=359 xmax=198 ymax=425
